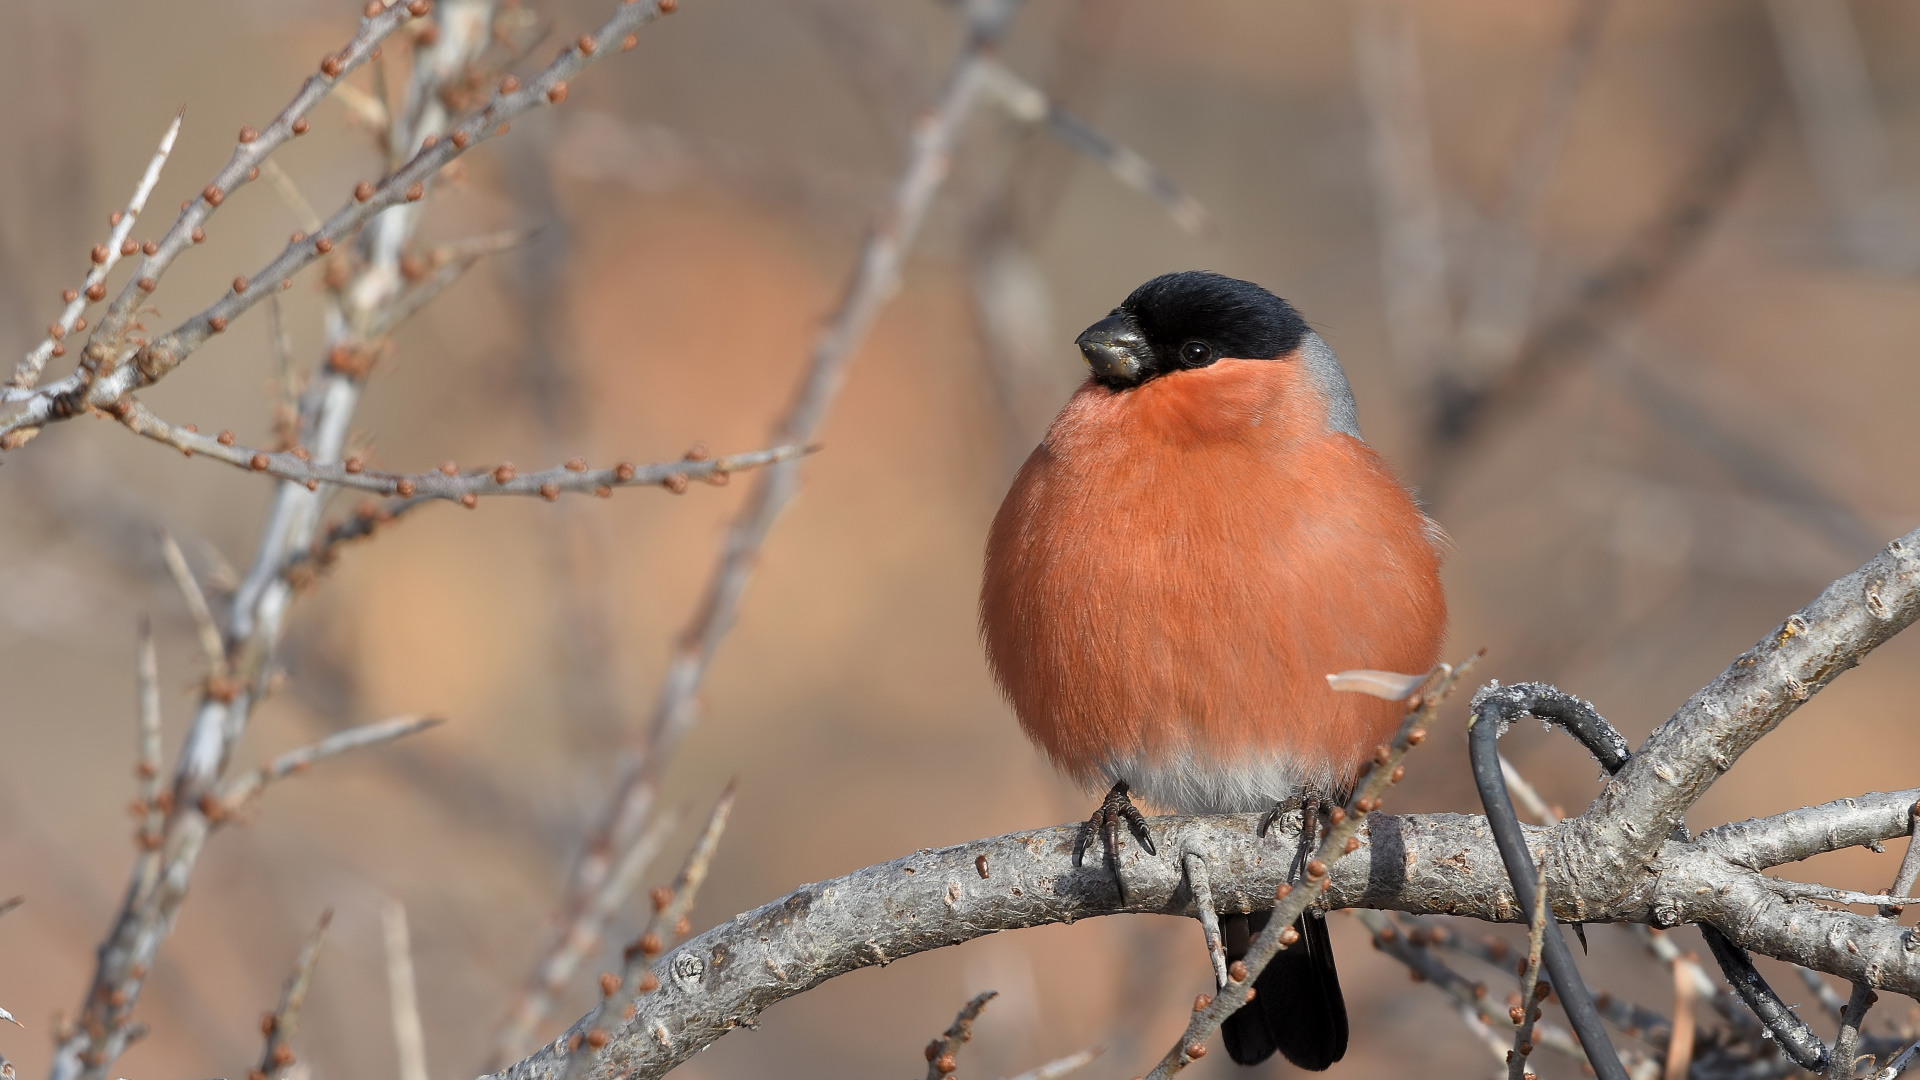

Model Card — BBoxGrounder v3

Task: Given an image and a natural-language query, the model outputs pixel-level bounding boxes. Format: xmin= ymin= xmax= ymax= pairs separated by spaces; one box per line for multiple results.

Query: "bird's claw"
xmin=1074 ymin=781 xmax=1155 ymax=903
xmin=1259 ymin=791 xmax=1330 ymax=884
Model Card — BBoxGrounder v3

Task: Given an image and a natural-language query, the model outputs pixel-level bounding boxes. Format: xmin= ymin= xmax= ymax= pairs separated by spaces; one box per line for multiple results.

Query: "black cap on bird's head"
xmin=1074 ymin=271 xmax=1362 ymax=438
xmin=1075 ymin=271 xmax=1311 ymax=390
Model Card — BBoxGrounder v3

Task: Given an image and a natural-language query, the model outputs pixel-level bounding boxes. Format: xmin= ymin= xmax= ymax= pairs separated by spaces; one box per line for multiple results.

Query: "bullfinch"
xmin=980 ymin=271 xmax=1447 ymax=1069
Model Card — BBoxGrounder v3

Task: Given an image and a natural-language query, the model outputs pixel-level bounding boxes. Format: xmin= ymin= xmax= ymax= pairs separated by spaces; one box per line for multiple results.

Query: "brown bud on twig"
xmin=233 ymin=276 xmax=249 ymax=294
xmin=120 ymin=239 xmax=137 ymax=257
xmin=292 ymin=116 xmax=309 ymax=135
xmin=540 ymin=482 xmax=560 ymax=501
xmin=86 ymin=283 xmax=106 ymax=301
xmin=547 ymin=82 xmax=569 ymax=104
xmin=395 ymin=479 xmax=416 ymax=497
xmin=321 ymin=55 xmax=344 ymax=77
xmin=208 ymin=316 xmax=228 ymax=332
xmin=637 ymin=973 xmax=658 ymax=993
xmin=238 ymin=125 xmax=258 ymax=143
xmin=91 ymin=244 xmax=109 ymax=265
xmin=577 ymin=34 xmax=597 ymax=55
xmin=1185 ymin=1044 xmax=1206 ymax=1060
xmin=1193 ymin=994 xmax=1211 ymax=1012
xmin=1229 ymin=961 xmax=1248 ymax=982
xmin=599 ymin=972 xmax=621 ymax=997
xmin=438 ymin=461 xmax=458 ymax=476
xmin=621 ymin=33 xmax=639 ymax=50
xmin=663 ymin=474 xmax=688 ymax=494
xmin=203 ymin=184 xmax=225 ymax=206
xmin=493 ymin=464 xmax=515 ymax=484
xmin=1279 ymin=926 xmax=1300 ymax=946
xmin=353 ymin=181 xmax=375 ymax=202
xmin=500 ymin=74 xmax=520 ymax=94
xmin=142 ymin=240 xmax=158 ymax=256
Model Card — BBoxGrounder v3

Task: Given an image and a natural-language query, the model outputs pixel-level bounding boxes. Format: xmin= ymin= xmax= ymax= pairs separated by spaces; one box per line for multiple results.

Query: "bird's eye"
xmin=1180 ymin=341 xmax=1213 ymax=367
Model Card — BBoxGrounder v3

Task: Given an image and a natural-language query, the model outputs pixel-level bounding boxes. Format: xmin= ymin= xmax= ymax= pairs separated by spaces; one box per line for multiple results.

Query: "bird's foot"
xmin=1257 ymin=790 xmax=1332 ymax=884
xmin=1256 ymin=792 xmax=1311 ymax=839
xmin=1074 ymin=781 xmax=1156 ymax=903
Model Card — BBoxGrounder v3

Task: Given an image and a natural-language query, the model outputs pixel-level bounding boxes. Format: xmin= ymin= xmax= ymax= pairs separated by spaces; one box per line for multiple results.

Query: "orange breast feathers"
xmin=979 ymin=356 xmax=1447 ymax=812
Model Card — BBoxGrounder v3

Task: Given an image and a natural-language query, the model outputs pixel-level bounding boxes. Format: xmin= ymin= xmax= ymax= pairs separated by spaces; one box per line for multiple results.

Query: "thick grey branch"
xmin=1701 ymin=790 xmax=1920 ymax=871
xmin=482 ymin=791 xmax=1920 ymax=1080
xmin=1572 ymin=526 xmax=1920 ymax=893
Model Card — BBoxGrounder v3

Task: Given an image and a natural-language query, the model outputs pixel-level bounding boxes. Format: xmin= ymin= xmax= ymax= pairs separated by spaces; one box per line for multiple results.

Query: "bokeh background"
xmin=2 ymin=0 xmax=1920 ymax=1077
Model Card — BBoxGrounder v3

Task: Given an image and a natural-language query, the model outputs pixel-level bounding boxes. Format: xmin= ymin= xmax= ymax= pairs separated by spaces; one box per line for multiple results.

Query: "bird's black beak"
xmin=1076 ymin=314 xmax=1149 ymax=387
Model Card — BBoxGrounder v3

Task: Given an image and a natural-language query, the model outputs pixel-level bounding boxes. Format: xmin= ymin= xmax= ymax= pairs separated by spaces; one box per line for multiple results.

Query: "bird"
xmin=979 ymin=271 xmax=1447 ymax=1070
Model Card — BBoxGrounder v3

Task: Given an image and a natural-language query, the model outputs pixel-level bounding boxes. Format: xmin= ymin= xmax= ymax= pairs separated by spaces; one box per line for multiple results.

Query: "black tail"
xmin=1219 ymin=910 xmax=1348 ymax=1070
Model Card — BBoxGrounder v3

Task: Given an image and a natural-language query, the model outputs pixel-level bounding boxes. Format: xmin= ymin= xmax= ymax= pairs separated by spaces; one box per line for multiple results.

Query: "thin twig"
xmin=1 ymin=0 xmax=685 ymax=445
xmin=1666 ymin=957 xmax=1698 ymax=1080
xmin=365 ymin=230 xmax=534 ymax=338
xmin=1354 ymin=909 xmax=1588 ymax=1067
xmin=257 ymin=158 xmax=323 ymax=234
xmin=253 ymin=909 xmax=332 ymax=1080
xmin=1352 ymin=0 xmax=1454 ymax=389
xmin=216 ymin=715 xmax=444 ymax=814
xmin=1877 ymin=1040 xmax=1920 ymax=1080
xmin=1831 ymin=982 xmax=1877 ymax=1080
xmin=489 ymin=807 xmax=687 ymax=1067
xmin=1509 ymin=858 xmax=1551 ymax=1080
xmin=924 ymin=993 xmax=998 ymax=1080
xmin=975 ymin=59 xmax=1210 ymax=236
xmin=1801 ymin=967 xmax=1852 ymax=1025
xmin=78 ymin=3 xmax=423 ymax=384
xmin=6 ymin=109 xmax=181 ymax=395
xmin=158 ymin=529 xmax=225 ymax=679
xmin=1427 ymin=69 xmax=1778 ymax=458
xmin=552 ymin=782 xmax=735 ymax=1079
xmin=112 ymin=397 xmax=805 ymax=502
xmin=1456 ymin=0 xmax=1612 ymax=382
xmin=1001 ymin=1047 xmax=1103 ymax=1080
xmin=1498 ymin=754 xmax=1560 ymax=825
xmin=133 ymin=617 xmax=163 ymax=858
xmin=383 ymin=901 xmax=430 ymax=1080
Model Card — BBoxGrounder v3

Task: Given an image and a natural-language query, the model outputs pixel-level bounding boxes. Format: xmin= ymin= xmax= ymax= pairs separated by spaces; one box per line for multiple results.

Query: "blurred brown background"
xmin=2 ymin=0 xmax=1919 ymax=1077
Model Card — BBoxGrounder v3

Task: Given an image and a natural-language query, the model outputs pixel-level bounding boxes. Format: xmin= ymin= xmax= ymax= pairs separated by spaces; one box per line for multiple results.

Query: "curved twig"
xmin=1468 ymin=689 xmax=1628 ymax=1080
